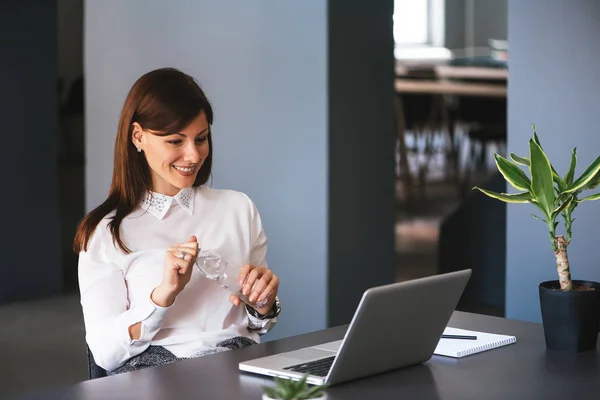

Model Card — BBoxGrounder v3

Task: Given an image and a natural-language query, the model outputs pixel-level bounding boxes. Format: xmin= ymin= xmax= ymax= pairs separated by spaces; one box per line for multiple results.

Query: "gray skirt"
xmin=108 ymin=336 xmax=256 ymax=375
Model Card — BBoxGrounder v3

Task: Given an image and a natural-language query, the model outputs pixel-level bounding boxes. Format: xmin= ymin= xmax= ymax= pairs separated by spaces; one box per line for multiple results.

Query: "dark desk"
xmin=13 ymin=312 xmax=600 ymax=400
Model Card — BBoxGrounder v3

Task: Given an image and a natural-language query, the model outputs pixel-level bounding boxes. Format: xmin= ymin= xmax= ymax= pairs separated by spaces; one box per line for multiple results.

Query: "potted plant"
xmin=261 ymin=376 xmax=328 ymax=400
xmin=474 ymin=126 xmax=600 ymax=352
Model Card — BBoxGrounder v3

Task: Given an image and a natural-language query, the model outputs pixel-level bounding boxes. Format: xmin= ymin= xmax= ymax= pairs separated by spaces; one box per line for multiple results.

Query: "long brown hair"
xmin=73 ymin=68 xmax=213 ymax=254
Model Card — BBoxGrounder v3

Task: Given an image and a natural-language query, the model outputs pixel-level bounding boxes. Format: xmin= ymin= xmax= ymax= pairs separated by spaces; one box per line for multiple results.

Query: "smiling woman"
xmin=132 ymin=112 xmax=211 ymax=196
xmin=72 ymin=68 xmax=281 ymax=376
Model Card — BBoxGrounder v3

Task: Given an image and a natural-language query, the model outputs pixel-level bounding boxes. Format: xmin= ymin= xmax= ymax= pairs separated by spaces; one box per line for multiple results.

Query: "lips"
xmin=172 ymin=165 xmax=197 ymax=176
xmin=173 ymin=165 xmax=195 ymax=173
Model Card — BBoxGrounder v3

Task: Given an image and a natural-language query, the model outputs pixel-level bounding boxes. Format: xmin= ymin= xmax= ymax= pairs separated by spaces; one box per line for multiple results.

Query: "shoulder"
xmin=84 ymin=213 xmax=116 ymax=253
xmin=197 ymin=186 xmax=259 ymax=214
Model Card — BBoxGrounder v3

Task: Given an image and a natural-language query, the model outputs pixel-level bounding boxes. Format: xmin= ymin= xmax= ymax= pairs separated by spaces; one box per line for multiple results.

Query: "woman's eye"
xmin=196 ymin=137 xmax=208 ymax=144
xmin=167 ymin=140 xmax=182 ymax=145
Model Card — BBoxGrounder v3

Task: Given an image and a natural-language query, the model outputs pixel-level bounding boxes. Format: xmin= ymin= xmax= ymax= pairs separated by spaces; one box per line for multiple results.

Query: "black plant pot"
xmin=539 ymin=280 xmax=600 ymax=352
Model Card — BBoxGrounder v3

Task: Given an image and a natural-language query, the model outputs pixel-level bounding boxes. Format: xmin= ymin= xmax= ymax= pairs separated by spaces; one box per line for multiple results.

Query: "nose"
xmin=182 ymin=140 xmax=201 ymax=163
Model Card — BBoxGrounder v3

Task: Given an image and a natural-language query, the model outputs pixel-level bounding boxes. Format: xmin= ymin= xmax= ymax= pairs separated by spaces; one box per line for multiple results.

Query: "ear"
xmin=131 ymin=122 xmax=144 ymax=150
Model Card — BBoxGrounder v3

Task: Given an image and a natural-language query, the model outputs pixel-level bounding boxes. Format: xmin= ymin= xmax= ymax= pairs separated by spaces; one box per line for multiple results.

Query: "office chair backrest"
xmin=87 ymin=345 xmax=108 ymax=379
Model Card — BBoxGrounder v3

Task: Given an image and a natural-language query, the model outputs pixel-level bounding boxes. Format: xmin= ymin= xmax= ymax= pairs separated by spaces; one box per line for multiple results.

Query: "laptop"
xmin=239 ymin=269 xmax=471 ymax=386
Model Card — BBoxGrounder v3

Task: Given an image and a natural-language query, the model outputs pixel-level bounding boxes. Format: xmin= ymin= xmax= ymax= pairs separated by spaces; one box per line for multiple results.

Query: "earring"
xmin=136 ymin=147 xmax=142 ymax=153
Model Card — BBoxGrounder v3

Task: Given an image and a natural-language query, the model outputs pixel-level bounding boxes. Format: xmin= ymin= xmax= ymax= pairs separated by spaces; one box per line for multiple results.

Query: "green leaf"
xmin=510 ymin=153 xmax=530 ymax=166
xmin=564 ymin=147 xmax=577 ymax=185
xmin=529 ymin=139 xmax=555 ymax=217
xmin=531 ymin=128 xmax=567 ymax=192
xmin=508 ymin=152 xmax=566 ymax=191
xmin=553 ymin=171 xmax=567 ymax=193
xmin=530 ymin=214 xmax=546 ymax=223
xmin=565 ymin=154 xmax=600 ymax=193
xmin=532 ymin=124 xmax=540 ymax=145
xmin=262 ymin=387 xmax=282 ymax=399
xmin=296 ymin=376 xmax=308 ymax=389
xmin=304 ymin=385 xmax=328 ymax=399
xmin=474 ymin=187 xmax=533 ymax=203
xmin=551 ymin=197 xmax=572 ymax=220
xmin=578 ymin=192 xmax=600 ymax=202
xmin=494 ymin=154 xmax=531 ymax=191
xmin=585 ymin=171 xmax=600 ymax=190
xmin=276 ymin=377 xmax=293 ymax=395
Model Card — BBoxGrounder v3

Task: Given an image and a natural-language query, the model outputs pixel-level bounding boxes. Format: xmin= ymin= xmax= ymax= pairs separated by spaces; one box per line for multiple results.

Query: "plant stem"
xmin=554 ymin=235 xmax=572 ymax=290
xmin=562 ymin=204 xmax=574 ymax=244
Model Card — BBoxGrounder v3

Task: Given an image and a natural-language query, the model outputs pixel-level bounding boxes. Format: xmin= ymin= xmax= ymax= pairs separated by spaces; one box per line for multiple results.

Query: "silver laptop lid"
xmin=325 ymin=269 xmax=471 ymax=384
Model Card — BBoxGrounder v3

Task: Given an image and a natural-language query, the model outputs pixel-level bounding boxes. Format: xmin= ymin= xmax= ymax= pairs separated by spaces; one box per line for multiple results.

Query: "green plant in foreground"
xmin=262 ymin=375 xmax=328 ymax=400
xmin=474 ymin=125 xmax=600 ymax=290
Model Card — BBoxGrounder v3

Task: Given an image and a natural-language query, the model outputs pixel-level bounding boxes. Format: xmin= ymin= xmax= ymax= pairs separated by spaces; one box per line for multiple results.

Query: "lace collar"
xmin=140 ymin=187 xmax=195 ymax=220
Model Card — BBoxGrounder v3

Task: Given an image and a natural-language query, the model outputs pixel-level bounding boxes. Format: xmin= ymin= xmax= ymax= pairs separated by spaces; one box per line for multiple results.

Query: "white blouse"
xmin=78 ymin=186 xmax=277 ymax=372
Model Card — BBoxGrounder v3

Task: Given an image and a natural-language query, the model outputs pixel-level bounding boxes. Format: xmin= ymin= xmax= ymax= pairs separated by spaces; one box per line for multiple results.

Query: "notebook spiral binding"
xmin=458 ymin=337 xmax=515 ymax=357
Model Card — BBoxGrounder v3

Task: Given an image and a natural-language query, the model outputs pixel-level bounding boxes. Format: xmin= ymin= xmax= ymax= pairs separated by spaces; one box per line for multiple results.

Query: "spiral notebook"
xmin=434 ymin=327 xmax=516 ymax=358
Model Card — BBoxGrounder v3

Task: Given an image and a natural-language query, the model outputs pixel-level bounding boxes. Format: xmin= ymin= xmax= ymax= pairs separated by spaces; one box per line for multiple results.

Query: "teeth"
xmin=173 ymin=166 xmax=194 ymax=173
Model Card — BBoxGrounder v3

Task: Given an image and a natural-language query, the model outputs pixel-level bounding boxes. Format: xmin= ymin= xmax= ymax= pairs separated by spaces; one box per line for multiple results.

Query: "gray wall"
xmin=445 ymin=0 xmax=507 ymax=50
xmin=472 ymin=0 xmax=507 ymax=47
xmin=327 ymin=0 xmax=396 ymax=326
xmin=85 ymin=0 xmax=395 ymax=340
xmin=0 ymin=1 xmax=63 ymax=304
xmin=507 ymin=0 xmax=600 ymax=322
xmin=57 ymin=0 xmax=83 ymax=102
xmin=444 ymin=0 xmax=466 ymax=50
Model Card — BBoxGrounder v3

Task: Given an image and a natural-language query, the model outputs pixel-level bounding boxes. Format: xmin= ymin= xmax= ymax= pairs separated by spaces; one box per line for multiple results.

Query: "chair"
xmin=87 ymin=345 xmax=108 ymax=379
xmin=396 ymin=66 xmax=456 ymax=203
xmin=437 ymin=172 xmax=506 ymax=316
xmin=454 ymin=95 xmax=507 ymax=193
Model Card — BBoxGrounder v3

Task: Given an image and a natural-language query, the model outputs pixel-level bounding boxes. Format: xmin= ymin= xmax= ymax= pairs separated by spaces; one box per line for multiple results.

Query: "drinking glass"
xmin=195 ymin=249 xmax=269 ymax=308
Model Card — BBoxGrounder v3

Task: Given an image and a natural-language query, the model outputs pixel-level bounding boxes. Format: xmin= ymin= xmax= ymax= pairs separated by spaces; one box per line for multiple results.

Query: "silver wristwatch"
xmin=246 ymin=296 xmax=281 ymax=320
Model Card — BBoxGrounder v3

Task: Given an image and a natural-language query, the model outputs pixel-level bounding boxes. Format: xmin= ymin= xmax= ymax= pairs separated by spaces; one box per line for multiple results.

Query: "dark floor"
xmin=0 ymin=293 xmax=87 ymax=399
xmin=0 ymin=129 xmax=499 ymax=398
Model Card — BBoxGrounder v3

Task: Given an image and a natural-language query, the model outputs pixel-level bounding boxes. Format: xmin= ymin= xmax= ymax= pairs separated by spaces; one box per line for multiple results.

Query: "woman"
xmin=74 ymin=68 xmax=281 ymax=375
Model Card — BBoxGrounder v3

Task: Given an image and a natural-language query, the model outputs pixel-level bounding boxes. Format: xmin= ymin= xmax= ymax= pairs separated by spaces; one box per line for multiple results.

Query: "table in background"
xmin=394 ymin=71 xmax=507 ymax=202
xmin=396 ymin=65 xmax=508 ymax=81
xmin=13 ymin=312 xmax=600 ymax=400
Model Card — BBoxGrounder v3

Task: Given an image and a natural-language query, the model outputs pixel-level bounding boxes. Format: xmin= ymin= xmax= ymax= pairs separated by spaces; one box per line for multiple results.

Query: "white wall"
xmin=85 ymin=0 xmax=328 ymax=340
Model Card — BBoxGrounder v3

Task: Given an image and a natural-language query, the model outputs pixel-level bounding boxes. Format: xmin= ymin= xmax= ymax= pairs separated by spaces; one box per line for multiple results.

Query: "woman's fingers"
xmin=165 ymin=253 xmax=189 ymax=275
xmin=180 ymin=241 xmax=199 ymax=252
xmin=247 ymin=270 xmax=273 ymax=303
xmin=241 ymin=267 xmax=264 ymax=296
xmin=168 ymin=244 xmax=199 ymax=261
xmin=229 ymin=293 xmax=242 ymax=306
xmin=239 ymin=266 xmax=279 ymax=304
xmin=167 ymin=249 xmax=192 ymax=263
xmin=256 ymin=275 xmax=279 ymax=304
xmin=238 ymin=264 xmax=251 ymax=286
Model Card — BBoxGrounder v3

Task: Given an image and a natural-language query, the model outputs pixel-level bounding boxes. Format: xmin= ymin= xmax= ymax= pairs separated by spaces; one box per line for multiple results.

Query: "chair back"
xmin=87 ymin=345 xmax=107 ymax=379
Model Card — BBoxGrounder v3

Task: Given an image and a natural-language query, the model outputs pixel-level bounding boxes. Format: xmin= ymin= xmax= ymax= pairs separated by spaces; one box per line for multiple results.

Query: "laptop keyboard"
xmin=282 ymin=356 xmax=335 ymax=377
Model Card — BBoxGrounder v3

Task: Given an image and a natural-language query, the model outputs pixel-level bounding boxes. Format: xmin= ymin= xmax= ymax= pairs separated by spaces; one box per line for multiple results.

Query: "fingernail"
xmin=249 ymin=295 xmax=256 ymax=302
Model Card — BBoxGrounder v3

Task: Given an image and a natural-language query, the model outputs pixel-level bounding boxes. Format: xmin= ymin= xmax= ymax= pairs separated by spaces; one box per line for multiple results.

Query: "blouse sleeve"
xmin=242 ymin=195 xmax=279 ymax=334
xmin=78 ymin=223 xmax=171 ymax=372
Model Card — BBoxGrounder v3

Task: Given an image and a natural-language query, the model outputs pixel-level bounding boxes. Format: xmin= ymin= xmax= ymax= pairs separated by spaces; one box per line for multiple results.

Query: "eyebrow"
xmin=152 ymin=128 xmax=210 ymax=137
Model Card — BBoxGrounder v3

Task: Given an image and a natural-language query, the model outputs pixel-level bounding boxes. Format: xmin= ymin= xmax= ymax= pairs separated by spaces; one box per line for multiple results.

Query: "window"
xmin=393 ymin=0 xmax=429 ymax=45
xmin=393 ymin=0 xmax=444 ymax=48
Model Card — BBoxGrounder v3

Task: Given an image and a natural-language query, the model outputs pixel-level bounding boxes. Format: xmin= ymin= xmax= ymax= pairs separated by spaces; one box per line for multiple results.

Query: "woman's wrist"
xmin=151 ymin=285 xmax=177 ymax=307
xmin=247 ymin=296 xmax=281 ymax=320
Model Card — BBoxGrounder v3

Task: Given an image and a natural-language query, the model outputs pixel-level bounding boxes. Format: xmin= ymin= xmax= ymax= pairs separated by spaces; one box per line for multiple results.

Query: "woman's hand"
xmin=229 ymin=265 xmax=279 ymax=315
xmin=151 ymin=236 xmax=199 ymax=307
